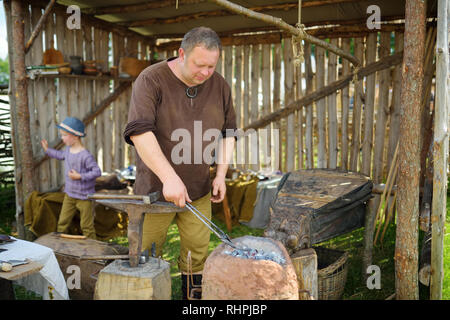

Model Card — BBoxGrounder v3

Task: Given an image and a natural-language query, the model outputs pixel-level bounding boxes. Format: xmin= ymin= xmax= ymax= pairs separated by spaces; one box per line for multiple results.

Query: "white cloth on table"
xmin=0 ymin=237 xmax=69 ymax=300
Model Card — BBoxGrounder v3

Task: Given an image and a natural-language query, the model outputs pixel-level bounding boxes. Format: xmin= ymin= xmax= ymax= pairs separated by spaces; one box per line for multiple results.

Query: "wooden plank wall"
xmin=217 ymin=31 xmax=434 ymax=189
xmin=23 ymin=3 xmax=435 ymax=193
xmin=23 ymin=3 xmax=156 ymax=192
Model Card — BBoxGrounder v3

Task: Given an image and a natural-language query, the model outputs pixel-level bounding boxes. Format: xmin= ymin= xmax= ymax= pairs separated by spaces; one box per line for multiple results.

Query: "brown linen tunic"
xmin=124 ymin=58 xmax=237 ymax=201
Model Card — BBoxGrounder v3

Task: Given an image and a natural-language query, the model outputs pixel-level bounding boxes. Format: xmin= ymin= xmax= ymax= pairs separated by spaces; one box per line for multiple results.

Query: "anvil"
xmin=88 ymin=192 xmax=186 ymax=267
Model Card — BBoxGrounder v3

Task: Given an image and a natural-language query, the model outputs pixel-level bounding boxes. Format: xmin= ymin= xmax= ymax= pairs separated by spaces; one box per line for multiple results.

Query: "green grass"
xmin=318 ymin=222 xmax=429 ymax=300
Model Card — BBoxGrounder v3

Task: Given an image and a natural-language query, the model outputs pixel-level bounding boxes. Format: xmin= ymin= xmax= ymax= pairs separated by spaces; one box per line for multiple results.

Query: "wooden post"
xmin=372 ymin=32 xmax=391 ymax=183
xmin=361 ymin=33 xmax=376 ymax=176
xmin=100 ymin=30 xmax=112 ymax=173
xmin=234 ymin=45 xmax=243 ymax=170
xmin=315 ymin=46 xmax=326 ymax=168
xmin=304 ymin=42 xmax=314 ymax=169
xmin=83 ymin=23 xmax=96 ymax=160
xmin=250 ymin=44 xmax=260 ymax=171
xmin=291 ymin=248 xmax=318 ymax=300
xmin=295 ymin=49 xmax=304 ymax=170
xmin=430 ymin=0 xmax=449 ymax=300
xmin=31 ymin=5 xmax=50 ymax=192
xmin=284 ymin=38 xmax=295 ymax=172
xmin=4 ymin=0 xmax=23 ymax=238
xmin=386 ymin=32 xmax=404 ymax=173
xmin=395 ymin=0 xmax=426 ymax=300
xmin=327 ymin=38 xmax=338 ymax=169
xmin=9 ymin=0 xmax=35 ymax=238
xmin=340 ymin=38 xmax=351 ymax=170
xmin=262 ymin=44 xmax=271 ymax=171
xmin=44 ymin=10 xmax=58 ymax=189
xmin=349 ymin=38 xmax=364 ymax=172
xmin=272 ymin=43 xmax=281 ymax=171
xmin=243 ymin=45 xmax=250 ymax=170
xmin=113 ymin=32 xmax=125 ymax=170
xmin=362 ymin=196 xmax=377 ymax=280
xmin=23 ymin=4 xmax=39 ymax=190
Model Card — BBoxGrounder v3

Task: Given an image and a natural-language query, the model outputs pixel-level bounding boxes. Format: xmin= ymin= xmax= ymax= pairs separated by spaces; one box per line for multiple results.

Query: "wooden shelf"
xmin=0 ymin=260 xmax=43 ymax=281
xmin=27 ymin=73 xmax=136 ymax=81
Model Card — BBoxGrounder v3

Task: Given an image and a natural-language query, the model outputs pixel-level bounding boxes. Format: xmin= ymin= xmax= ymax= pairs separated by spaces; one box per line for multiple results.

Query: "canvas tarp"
xmin=24 ymin=191 xmax=128 ymax=241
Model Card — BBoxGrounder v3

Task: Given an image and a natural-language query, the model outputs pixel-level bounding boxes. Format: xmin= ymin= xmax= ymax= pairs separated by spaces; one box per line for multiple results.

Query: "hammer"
xmin=87 ymin=191 xmax=161 ymax=204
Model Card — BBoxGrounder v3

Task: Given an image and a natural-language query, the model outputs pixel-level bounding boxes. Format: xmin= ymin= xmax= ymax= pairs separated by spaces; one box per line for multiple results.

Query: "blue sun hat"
xmin=56 ymin=117 xmax=86 ymax=137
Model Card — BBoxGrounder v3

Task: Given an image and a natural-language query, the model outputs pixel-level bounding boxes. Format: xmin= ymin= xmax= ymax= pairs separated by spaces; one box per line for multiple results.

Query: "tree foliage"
xmin=0 ymin=56 xmax=9 ymax=85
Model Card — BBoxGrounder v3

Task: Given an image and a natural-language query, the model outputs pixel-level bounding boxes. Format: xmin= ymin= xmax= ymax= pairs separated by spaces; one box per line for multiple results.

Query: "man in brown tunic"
xmin=124 ymin=27 xmax=236 ymax=299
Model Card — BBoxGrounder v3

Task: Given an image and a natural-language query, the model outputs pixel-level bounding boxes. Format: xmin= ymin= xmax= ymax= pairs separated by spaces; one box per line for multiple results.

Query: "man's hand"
xmin=68 ymin=169 xmax=81 ymax=180
xmin=210 ymin=175 xmax=226 ymax=203
xmin=40 ymin=139 xmax=48 ymax=152
xmin=162 ymin=174 xmax=192 ymax=208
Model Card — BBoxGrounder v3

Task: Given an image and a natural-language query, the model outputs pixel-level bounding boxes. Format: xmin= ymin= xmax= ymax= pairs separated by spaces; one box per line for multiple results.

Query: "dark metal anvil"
xmin=88 ymin=192 xmax=186 ymax=267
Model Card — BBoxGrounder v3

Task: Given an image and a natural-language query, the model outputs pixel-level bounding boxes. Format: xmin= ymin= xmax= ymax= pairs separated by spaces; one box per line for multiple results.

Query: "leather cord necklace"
xmin=186 ymin=86 xmax=198 ymax=106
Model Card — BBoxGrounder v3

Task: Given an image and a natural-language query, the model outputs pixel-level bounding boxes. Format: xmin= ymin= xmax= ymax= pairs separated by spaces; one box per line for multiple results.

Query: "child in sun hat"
xmin=41 ymin=117 xmax=101 ymax=239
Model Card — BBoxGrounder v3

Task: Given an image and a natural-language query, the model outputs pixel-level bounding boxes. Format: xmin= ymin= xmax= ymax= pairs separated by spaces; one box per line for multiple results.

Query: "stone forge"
xmin=201 ymin=236 xmax=299 ymax=300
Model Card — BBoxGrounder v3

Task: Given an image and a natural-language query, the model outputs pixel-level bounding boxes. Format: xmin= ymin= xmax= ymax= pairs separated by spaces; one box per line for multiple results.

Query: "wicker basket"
xmin=314 ymin=246 xmax=349 ymax=300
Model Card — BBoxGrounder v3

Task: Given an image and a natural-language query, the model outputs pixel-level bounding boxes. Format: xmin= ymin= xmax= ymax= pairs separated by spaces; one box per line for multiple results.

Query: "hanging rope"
xmin=292 ymin=0 xmax=305 ymax=67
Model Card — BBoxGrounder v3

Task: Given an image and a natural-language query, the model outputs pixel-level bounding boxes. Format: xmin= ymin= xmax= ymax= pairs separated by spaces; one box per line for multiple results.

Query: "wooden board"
xmin=0 ymin=260 xmax=43 ymax=281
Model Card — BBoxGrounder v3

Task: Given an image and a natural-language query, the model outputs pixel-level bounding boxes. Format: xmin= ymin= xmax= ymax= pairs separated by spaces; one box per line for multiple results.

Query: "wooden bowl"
xmin=58 ymin=66 xmax=72 ymax=74
xmin=83 ymin=68 xmax=98 ymax=75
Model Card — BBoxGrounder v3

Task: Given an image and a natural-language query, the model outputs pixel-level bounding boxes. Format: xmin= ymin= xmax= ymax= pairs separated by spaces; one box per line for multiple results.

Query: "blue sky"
xmin=0 ymin=2 xmax=8 ymax=59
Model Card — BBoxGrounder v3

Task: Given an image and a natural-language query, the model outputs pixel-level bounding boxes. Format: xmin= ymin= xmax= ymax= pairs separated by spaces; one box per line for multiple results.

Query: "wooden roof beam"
xmin=209 ymin=0 xmax=361 ymax=67
xmin=155 ymin=23 xmax=409 ymax=51
xmin=149 ymin=15 xmax=406 ymax=39
xmin=121 ymin=3 xmax=300 ymax=27
xmin=32 ymin=0 xmax=151 ymax=42
xmin=83 ymin=0 xmax=206 ymax=15
xmin=83 ymin=0 xmax=365 ymax=16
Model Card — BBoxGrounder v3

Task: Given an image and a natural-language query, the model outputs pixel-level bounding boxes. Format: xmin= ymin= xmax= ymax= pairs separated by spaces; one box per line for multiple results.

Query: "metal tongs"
xmin=185 ymin=202 xmax=250 ymax=251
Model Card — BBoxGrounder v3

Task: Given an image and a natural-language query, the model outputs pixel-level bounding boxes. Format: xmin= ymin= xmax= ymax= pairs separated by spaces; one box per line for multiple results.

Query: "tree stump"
xmin=94 ymin=258 xmax=171 ymax=300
